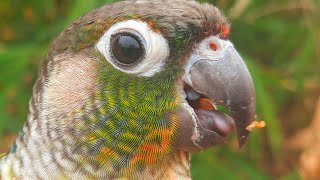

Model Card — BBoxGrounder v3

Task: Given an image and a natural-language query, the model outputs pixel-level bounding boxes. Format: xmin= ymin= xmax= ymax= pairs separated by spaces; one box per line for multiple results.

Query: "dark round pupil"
xmin=112 ymin=34 xmax=144 ymax=64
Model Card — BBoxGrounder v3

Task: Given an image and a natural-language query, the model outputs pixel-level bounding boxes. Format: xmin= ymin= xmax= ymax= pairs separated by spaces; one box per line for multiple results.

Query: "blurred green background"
xmin=0 ymin=0 xmax=319 ymax=179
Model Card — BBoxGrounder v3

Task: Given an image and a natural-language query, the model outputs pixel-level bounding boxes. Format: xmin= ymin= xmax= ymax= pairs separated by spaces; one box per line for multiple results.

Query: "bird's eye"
xmin=110 ymin=32 xmax=145 ymax=65
xmin=96 ymin=20 xmax=169 ymax=77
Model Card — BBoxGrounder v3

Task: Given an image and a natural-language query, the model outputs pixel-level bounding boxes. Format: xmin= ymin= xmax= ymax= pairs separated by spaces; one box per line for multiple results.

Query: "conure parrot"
xmin=0 ymin=0 xmax=256 ymax=179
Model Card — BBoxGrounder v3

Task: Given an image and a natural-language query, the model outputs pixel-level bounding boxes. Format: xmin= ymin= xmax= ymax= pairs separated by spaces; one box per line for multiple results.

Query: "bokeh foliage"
xmin=0 ymin=0 xmax=319 ymax=179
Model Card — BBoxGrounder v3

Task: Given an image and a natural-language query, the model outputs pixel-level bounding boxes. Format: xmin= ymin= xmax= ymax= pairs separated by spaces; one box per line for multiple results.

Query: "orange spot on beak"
xmin=246 ymin=121 xmax=266 ymax=131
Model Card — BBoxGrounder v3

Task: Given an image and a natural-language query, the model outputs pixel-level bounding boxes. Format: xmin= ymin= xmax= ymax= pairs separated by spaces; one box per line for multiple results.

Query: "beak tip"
xmin=238 ymin=136 xmax=247 ymax=148
xmin=238 ymin=130 xmax=250 ymax=147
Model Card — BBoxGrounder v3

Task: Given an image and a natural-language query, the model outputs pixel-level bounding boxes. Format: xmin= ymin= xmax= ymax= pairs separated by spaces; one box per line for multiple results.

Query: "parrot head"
xmin=1 ymin=0 xmax=255 ymax=179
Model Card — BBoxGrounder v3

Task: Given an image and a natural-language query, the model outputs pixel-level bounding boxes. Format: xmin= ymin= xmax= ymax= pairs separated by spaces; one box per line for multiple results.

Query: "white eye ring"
xmin=96 ymin=20 xmax=169 ymax=77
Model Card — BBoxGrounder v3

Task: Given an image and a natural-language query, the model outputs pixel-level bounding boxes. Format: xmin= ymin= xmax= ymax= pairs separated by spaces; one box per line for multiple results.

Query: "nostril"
xmin=209 ymin=42 xmax=218 ymax=51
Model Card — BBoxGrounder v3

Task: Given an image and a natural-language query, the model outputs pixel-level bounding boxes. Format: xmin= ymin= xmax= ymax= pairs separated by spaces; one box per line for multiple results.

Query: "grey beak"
xmin=184 ymin=37 xmax=256 ymax=147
